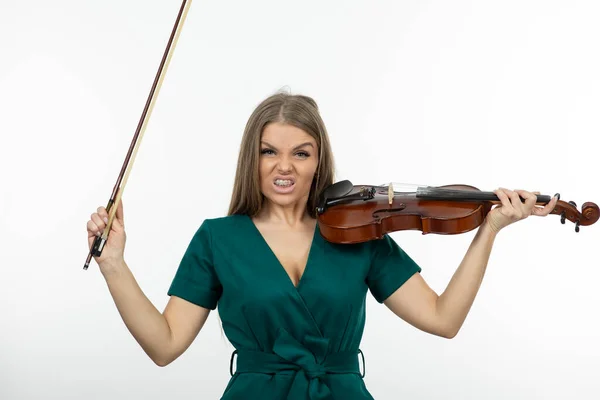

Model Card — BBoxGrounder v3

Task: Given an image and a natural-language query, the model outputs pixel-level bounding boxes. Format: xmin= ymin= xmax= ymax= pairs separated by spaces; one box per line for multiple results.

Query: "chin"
xmin=267 ymin=192 xmax=303 ymax=205
xmin=263 ymin=185 xmax=310 ymax=207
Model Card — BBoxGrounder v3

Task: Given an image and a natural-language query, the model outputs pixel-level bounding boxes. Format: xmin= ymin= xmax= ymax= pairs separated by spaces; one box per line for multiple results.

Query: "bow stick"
xmin=84 ymin=0 xmax=193 ymax=269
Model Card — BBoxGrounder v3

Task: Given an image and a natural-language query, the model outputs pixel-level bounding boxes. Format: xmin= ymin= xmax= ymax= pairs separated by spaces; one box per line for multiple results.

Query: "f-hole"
xmin=372 ymin=204 xmax=406 ymax=218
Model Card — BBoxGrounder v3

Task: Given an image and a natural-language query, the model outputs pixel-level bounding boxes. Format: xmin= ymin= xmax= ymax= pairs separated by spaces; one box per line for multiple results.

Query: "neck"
xmin=255 ymin=200 xmax=313 ymax=228
xmin=416 ymin=186 xmax=553 ymax=204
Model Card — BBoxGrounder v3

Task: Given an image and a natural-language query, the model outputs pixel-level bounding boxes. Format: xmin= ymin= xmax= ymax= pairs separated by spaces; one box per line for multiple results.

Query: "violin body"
xmin=315 ymin=180 xmax=599 ymax=244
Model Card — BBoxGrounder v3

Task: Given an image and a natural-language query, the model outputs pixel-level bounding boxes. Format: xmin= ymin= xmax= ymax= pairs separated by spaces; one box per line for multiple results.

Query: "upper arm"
xmin=161 ymin=295 xmax=211 ymax=365
xmin=366 ymin=235 xmax=450 ymax=338
xmin=161 ymin=220 xmax=222 ymax=365
xmin=382 ymin=273 xmax=449 ymax=338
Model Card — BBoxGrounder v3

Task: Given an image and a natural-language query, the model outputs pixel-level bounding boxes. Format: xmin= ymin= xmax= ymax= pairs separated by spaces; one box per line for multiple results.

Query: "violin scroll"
xmin=551 ymin=197 xmax=600 ymax=232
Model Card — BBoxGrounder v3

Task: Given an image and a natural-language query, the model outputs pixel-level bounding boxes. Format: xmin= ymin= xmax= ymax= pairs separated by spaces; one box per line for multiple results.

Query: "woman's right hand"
xmin=87 ymin=199 xmax=127 ymax=273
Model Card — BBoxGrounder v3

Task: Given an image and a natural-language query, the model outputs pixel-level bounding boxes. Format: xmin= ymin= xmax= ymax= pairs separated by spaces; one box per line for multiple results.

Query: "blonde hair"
xmin=227 ymin=91 xmax=335 ymax=218
xmin=217 ymin=91 xmax=335 ymax=341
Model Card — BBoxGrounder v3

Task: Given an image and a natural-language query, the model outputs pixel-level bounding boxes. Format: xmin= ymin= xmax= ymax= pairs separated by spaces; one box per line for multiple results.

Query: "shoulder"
xmin=192 ymin=214 xmax=250 ymax=245
xmin=185 ymin=215 xmax=248 ymax=253
xmin=200 ymin=214 xmax=247 ymax=231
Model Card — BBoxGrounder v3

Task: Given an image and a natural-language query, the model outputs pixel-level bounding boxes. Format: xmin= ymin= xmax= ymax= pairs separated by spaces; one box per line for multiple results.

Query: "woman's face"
xmin=258 ymin=122 xmax=319 ymax=211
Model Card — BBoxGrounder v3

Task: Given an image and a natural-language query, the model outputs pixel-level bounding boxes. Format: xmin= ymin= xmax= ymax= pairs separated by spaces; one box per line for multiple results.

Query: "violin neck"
xmin=416 ymin=187 xmax=552 ymax=204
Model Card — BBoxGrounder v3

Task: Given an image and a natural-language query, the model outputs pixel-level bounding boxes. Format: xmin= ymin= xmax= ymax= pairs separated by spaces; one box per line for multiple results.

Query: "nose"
xmin=277 ymin=155 xmax=293 ymax=172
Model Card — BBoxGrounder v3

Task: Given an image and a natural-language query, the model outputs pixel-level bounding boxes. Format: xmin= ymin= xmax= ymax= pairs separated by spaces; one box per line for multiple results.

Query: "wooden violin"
xmin=315 ymin=180 xmax=599 ymax=244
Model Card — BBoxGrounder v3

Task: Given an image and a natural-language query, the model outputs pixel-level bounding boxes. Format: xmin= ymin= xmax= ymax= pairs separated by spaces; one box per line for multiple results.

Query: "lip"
xmin=273 ymin=176 xmax=296 ymax=184
xmin=272 ymin=176 xmax=296 ymax=194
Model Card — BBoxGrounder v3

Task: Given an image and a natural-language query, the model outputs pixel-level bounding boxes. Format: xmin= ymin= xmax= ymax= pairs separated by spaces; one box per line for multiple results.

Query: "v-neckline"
xmin=246 ymin=215 xmax=318 ymax=291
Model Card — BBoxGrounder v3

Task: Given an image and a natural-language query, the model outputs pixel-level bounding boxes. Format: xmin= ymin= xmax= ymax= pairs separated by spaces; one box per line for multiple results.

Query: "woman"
xmin=86 ymin=92 xmax=558 ymax=399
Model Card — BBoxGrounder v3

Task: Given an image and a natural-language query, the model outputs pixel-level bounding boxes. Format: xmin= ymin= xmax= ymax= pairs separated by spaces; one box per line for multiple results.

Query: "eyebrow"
xmin=261 ymin=141 xmax=314 ymax=151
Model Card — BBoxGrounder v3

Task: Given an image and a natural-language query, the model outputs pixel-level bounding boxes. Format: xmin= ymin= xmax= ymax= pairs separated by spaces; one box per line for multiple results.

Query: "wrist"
xmin=100 ymin=258 xmax=127 ymax=279
xmin=483 ymin=214 xmax=504 ymax=235
xmin=481 ymin=219 xmax=500 ymax=239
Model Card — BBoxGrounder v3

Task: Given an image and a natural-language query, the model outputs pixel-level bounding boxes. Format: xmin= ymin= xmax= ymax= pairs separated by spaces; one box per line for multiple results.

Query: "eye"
xmin=296 ymin=151 xmax=310 ymax=158
xmin=260 ymin=148 xmax=275 ymax=155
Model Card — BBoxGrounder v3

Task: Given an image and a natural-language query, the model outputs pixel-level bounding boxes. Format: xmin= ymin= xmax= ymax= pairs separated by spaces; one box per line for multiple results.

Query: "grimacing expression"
xmin=258 ymin=122 xmax=319 ymax=208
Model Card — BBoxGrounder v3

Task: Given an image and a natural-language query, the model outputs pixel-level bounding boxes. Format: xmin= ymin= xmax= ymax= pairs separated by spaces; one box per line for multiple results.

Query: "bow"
xmin=83 ymin=0 xmax=193 ymax=269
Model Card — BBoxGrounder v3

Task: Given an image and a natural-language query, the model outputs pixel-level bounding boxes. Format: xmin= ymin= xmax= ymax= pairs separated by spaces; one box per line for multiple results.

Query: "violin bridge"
xmin=388 ymin=182 xmax=393 ymax=205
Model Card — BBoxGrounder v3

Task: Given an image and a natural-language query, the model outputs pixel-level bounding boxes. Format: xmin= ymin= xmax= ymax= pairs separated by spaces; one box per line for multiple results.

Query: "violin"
xmin=315 ymin=180 xmax=599 ymax=244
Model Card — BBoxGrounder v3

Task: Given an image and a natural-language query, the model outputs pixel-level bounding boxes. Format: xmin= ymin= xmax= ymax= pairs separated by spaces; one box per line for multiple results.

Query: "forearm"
xmin=102 ymin=260 xmax=173 ymax=365
xmin=436 ymin=222 xmax=497 ymax=337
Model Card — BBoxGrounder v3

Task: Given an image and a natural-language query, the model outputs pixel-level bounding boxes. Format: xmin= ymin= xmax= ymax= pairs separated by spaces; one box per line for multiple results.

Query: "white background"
xmin=1 ymin=1 xmax=599 ymax=399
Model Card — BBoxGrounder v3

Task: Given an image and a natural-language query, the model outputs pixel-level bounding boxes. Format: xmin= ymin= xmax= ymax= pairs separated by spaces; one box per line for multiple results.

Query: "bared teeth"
xmin=275 ymin=179 xmax=293 ymax=186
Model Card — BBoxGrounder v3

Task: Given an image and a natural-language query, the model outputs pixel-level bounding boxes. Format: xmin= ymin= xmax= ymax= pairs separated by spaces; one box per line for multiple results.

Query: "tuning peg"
xmin=575 ymin=220 xmax=580 ymax=233
xmin=561 ymin=211 xmax=566 ymax=224
xmin=569 ymin=201 xmax=577 ymax=207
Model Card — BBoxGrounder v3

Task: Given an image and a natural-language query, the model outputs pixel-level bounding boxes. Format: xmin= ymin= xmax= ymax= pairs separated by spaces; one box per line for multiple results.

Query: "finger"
xmin=506 ymin=190 xmax=526 ymax=219
xmin=515 ymin=190 xmax=537 ymax=214
xmin=90 ymin=212 xmax=106 ymax=233
xmin=87 ymin=219 xmax=101 ymax=237
xmin=506 ymin=189 xmax=520 ymax=204
xmin=97 ymin=206 xmax=109 ymax=223
xmin=115 ymin=199 xmax=124 ymax=224
xmin=496 ymin=188 xmax=523 ymax=220
xmin=106 ymin=200 xmax=125 ymax=231
xmin=494 ymin=188 xmax=513 ymax=210
xmin=501 ymin=188 xmax=521 ymax=214
xmin=533 ymin=193 xmax=559 ymax=216
xmin=532 ymin=206 xmax=549 ymax=216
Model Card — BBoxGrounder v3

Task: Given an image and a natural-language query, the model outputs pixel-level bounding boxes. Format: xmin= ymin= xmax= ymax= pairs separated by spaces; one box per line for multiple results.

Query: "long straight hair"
xmin=217 ymin=91 xmax=336 ymax=340
xmin=227 ymin=91 xmax=335 ymax=218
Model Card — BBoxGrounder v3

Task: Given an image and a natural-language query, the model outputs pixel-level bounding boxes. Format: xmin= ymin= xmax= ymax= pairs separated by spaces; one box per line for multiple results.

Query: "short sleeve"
xmin=366 ymin=234 xmax=422 ymax=303
xmin=167 ymin=220 xmax=222 ymax=310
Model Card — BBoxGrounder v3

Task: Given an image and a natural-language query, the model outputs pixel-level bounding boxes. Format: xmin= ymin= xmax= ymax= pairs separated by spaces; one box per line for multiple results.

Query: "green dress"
xmin=167 ymin=214 xmax=421 ymax=399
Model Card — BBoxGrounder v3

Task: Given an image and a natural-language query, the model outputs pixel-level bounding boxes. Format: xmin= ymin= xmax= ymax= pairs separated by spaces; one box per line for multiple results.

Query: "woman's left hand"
xmin=485 ymin=188 xmax=559 ymax=233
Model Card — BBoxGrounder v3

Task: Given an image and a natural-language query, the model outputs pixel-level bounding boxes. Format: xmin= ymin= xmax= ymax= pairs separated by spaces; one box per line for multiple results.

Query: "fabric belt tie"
xmin=229 ymin=328 xmax=365 ymax=400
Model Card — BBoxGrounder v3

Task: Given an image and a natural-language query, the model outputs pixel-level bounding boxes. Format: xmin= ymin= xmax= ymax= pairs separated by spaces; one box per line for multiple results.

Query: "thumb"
xmin=115 ymin=198 xmax=124 ymax=226
xmin=109 ymin=198 xmax=124 ymax=231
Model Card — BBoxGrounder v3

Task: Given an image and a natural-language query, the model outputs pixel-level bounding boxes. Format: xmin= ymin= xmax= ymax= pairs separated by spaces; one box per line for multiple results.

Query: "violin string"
xmin=371 ymin=185 xmax=496 ymax=200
